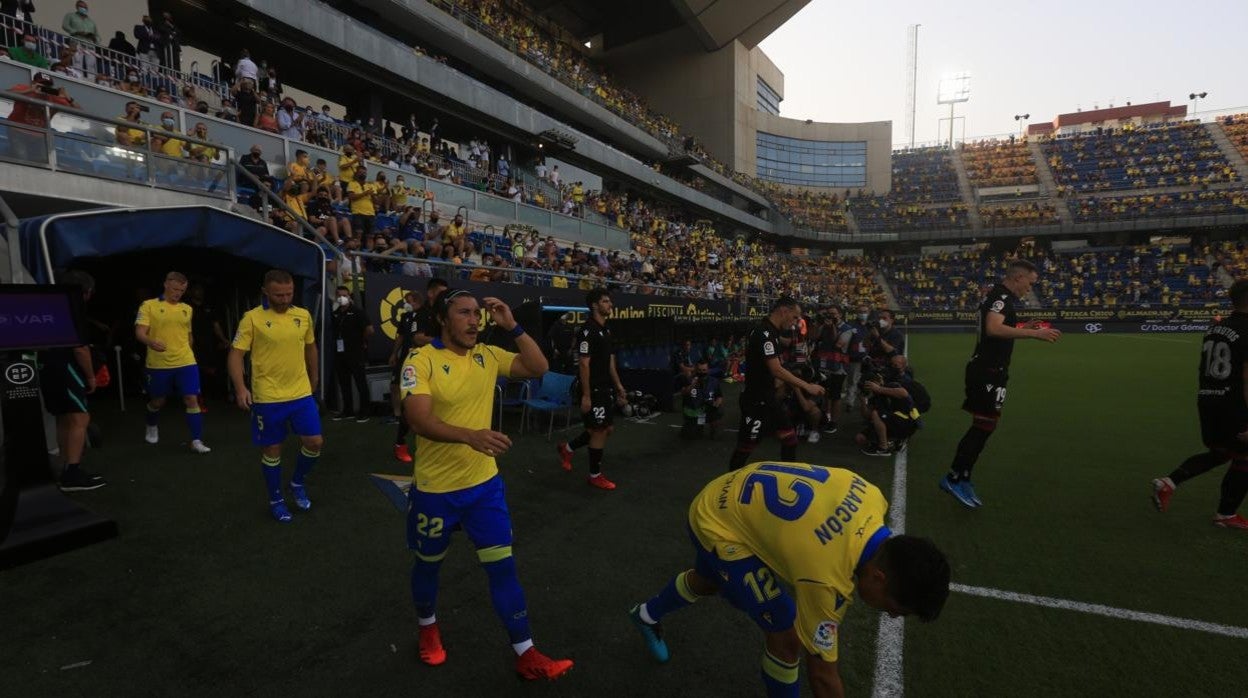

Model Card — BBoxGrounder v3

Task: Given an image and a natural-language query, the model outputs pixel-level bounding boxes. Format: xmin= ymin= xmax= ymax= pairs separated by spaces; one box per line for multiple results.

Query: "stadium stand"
xmin=1220 ymin=114 xmax=1248 ymax=162
xmin=1043 ymin=121 xmax=1239 ymax=194
xmin=879 ymin=242 xmax=1232 ymax=311
xmin=961 ymin=138 xmax=1040 ymax=189
xmin=848 ymin=147 xmax=969 ymax=233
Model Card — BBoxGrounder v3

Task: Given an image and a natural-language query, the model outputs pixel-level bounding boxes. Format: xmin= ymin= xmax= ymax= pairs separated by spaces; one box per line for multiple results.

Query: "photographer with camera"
xmin=5 ymin=72 xmax=77 ymax=162
xmin=856 ymin=355 xmax=928 ymax=457
xmin=814 ymin=306 xmax=854 ymax=435
xmin=783 ymin=363 xmax=827 ymax=444
xmin=675 ymin=358 xmax=723 ymax=439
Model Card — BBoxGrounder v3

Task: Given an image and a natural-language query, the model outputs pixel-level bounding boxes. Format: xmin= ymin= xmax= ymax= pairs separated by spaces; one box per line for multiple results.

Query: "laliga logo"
xmin=1084 ymin=323 xmax=1103 ymax=334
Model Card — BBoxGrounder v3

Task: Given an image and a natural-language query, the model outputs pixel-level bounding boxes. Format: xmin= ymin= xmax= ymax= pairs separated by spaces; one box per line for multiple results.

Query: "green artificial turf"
xmin=1 ymin=331 xmax=1242 ymax=697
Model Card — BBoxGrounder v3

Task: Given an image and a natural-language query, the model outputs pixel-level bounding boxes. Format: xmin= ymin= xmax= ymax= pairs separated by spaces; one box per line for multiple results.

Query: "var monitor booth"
xmin=0 ymin=284 xmax=118 ymax=569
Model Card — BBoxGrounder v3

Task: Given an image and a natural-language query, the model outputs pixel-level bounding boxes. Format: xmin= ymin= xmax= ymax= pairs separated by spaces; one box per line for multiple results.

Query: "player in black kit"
xmin=940 ymin=259 xmax=1061 ymax=508
xmin=1151 ymin=279 xmax=1248 ymax=529
xmin=726 ymin=296 xmax=826 ymax=471
xmin=558 ymin=288 xmax=628 ymax=490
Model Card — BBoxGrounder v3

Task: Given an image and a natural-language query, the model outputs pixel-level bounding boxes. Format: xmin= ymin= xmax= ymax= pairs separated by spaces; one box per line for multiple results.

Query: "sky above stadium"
xmin=759 ymin=0 xmax=1248 ymax=146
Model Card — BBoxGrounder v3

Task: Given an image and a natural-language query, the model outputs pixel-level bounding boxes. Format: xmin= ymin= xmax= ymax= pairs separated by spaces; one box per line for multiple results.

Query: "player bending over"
xmin=629 ymin=462 xmax=949 ymax=697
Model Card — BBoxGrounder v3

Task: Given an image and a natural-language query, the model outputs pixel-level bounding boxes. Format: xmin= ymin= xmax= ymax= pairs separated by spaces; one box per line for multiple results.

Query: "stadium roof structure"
xmin=526 ymin=0 xmax=811 ymax=51
xmin=1028 ymin=100 xmax=1188 ymax=135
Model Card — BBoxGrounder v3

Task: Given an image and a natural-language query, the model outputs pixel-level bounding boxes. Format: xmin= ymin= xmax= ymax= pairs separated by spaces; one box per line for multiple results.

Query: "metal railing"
xmin=3 ymin=14 xmax=229 ymax=106
xmin=0 ymin=89 xmax=234 ymax=199
xmin=233 ymin=162 xmax=346 ymax=262
xmin=346 ymin=249 xmax=773 ymax=315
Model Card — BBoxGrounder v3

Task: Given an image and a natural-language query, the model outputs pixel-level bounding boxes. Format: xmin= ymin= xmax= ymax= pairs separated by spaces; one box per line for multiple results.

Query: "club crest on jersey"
xmin=813 ymin=621 xmax=837 ymax=651
xmin=473 ymin=354 xmax=484 ymax=368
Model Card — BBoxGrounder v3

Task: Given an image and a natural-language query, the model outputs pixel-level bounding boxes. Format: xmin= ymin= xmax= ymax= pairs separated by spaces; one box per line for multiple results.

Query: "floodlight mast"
xmin=937 ymin=72 xmax=971 ymax=147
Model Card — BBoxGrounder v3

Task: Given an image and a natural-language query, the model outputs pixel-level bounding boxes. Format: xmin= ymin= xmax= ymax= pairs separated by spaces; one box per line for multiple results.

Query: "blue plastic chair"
xmin=520 ymin=372 xmax=575 ymax=439
xmin=495 ymin=376 xmax=535 ymax=431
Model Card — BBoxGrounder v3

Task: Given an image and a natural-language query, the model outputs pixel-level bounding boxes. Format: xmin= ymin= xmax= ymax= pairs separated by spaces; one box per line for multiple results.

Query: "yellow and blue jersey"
xmin=232 ymin=304 xmax=315 ymax=403
xmin=136 ymin=298 xmax=196 ymax=369
xmin=688 ymin=463 xmax=890 ymax=662
xmin=400 ymin=339 xmax=517 ymax=493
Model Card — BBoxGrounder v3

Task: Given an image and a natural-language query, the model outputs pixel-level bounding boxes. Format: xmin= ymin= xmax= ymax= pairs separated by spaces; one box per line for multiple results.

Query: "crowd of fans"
xmin=1221 ymin=114 xmax=1248 ymax=163
xmin=880 ymin=241 xmax=1231 ymax=311
xmin=1044 ymin=121 xmax=1239 ymax=194
xmin=961 ymin=138 xmax=1040 ymax=189
xmin=1069 ymin=189 xmax=1248 ymax=222
xmin=754 ymin=180 xmax=849 ymax=232
xmin=979 ymin=202 xmax=1060 ymax=228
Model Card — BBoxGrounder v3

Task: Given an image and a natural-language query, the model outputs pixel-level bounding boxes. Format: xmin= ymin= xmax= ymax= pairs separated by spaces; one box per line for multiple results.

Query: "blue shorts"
xmin=406 ymin=475 xmax=513 ymax=562
xmin=146 ymin=365 xmax=201 ymax=398
xmin=250 ymin=396 xmax=322 ymax=446
xmin=688 ymin=527 xmax=796 ymax=634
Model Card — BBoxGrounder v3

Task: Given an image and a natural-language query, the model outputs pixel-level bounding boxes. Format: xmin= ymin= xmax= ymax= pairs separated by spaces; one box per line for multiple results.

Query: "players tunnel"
xmin=14 ymin=206 xmax=328 ymax=398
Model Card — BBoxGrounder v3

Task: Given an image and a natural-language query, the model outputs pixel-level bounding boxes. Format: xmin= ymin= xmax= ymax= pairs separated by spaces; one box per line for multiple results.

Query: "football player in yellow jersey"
xmin=629 ymin=462 xmax=949 ymax=698
xmin=228 ymin=270 xmax=323 ymax=523
xmin=399 ymin=289 xmax=573 ymax=681
xmin=135 ymin=271 xmax=210 ymax=453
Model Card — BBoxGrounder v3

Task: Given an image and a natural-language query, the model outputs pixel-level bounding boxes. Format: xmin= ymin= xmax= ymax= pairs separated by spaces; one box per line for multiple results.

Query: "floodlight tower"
xmin=937 ymin=72 xmax=971 ymax=147
xmin=905 ymin=25 xmax=920 ymax=149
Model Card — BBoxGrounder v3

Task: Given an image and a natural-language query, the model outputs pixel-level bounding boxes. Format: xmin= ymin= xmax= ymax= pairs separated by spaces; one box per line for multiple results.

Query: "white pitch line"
xmin=950 ymin=583 xmax=1248 ymax=639
xmin=871 ymin=444 xmax=909 ymax=698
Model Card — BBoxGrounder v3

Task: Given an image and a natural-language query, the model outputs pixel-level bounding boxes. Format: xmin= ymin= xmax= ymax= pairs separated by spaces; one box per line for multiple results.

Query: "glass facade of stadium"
xmin=755 ymin=132 xmax=868 ymax=188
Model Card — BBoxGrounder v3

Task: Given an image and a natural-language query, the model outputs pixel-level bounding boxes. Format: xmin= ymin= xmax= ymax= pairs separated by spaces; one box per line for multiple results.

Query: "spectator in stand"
xmin=157 ymin=11 xmax=179 ymax=69
xmin=260 ymin=67 xmax=282 ymax=102
xmin=347 ymin=167 xmax=376 ymax=238
xmin=152 ymin=110 xmax=185 ymax=160
xmin=114 ymin=100 xmax=146 ymax=147
xmin=61 ymin=1 xmax=97 ymax=78
xmin=306 ymin=186 xmax=343 ymax=244
xmin=179 ymin=85 xmax=198 ymax=109
xmin=239 ymin=144 xmax=269 ymax=181
xmin=338 ymin=144 xmax=361 ymax=191
xmin=5 ymin=72 xmax=76 ymax=162
xmin=7 ymin=31 xmax=49 ymax=69
xmin=186 ymin=122 xmax=217 ymax=163
xmin=372 ymin=171 xmax=391 ymax=213
xmin=277 ymin=97 xmax=305 ymax=140
xmin=119 ymin=69 xmax=145 ymax=95
xmin=215 ymin=97 xmax=238 ymax=123
xmin=234 ymin=49 xmax=258 ymax=89
xmin=107 ymin=30 xmax=135 ymax=65
xmin=133 ymin=14 xmax=159 ymax=67
xmin=257 ymin=102 xmax=278 ymax=133
xmin=1 ymin=2 xmax=36 ymax=49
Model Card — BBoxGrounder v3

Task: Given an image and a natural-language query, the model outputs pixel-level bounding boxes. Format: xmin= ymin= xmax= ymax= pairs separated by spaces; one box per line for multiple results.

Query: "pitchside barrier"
xmin=899 ymin=307 xmax=1223 ymax=334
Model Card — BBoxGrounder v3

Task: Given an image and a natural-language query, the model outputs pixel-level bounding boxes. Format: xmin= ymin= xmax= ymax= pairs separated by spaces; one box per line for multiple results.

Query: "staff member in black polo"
xmin=331 ymin=285 xmax=373 ymax=422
